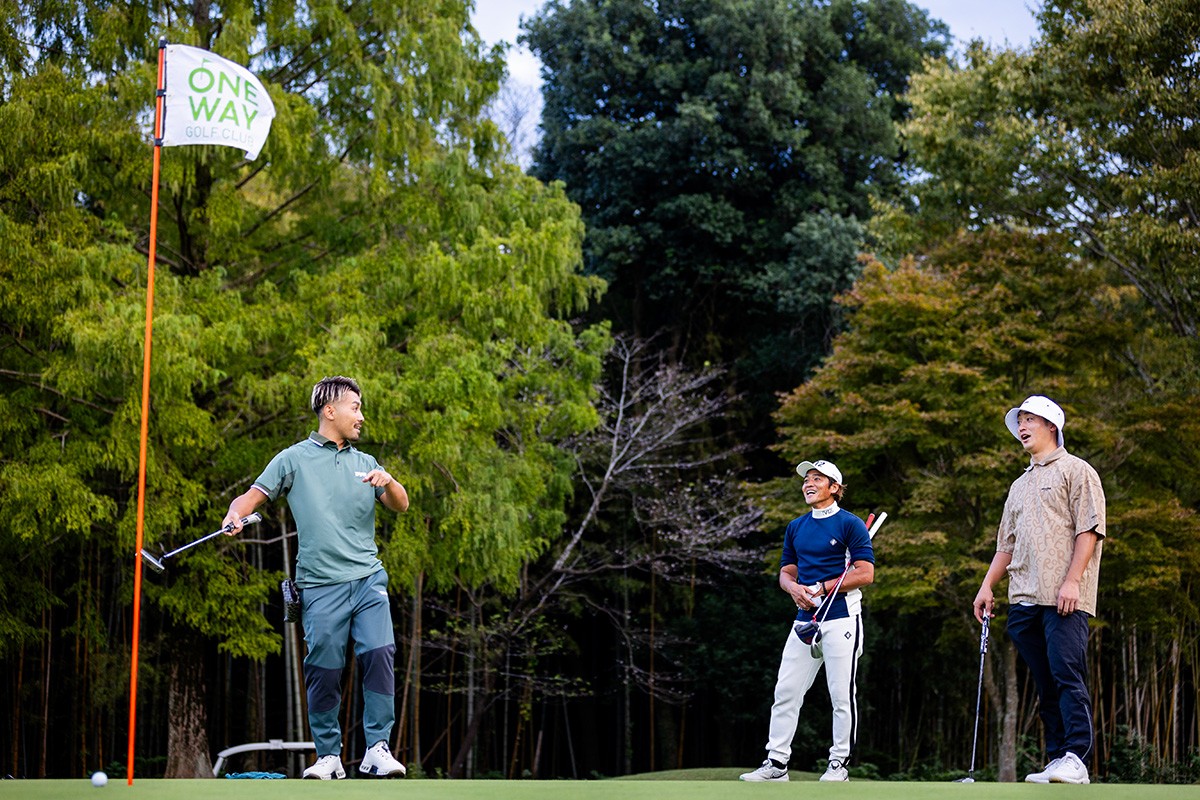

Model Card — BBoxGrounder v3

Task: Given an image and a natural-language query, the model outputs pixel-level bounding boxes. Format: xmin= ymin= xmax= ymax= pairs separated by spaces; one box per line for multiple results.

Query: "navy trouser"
xmin=1007 ymin=604 xmax=1093 ymax=762
xmin=301 ymin=569 xmax=396 ymax=758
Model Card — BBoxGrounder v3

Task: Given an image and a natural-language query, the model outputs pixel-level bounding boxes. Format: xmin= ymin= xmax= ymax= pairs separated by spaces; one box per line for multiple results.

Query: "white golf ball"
xmin=91 ymin=771 xmax=108 ymax=787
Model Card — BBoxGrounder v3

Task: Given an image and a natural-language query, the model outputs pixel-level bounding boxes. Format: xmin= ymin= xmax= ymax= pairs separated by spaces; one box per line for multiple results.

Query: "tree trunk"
xmin=450 ymin=698 xmax=489 ymax=778
xmin=999 ymin=639 xmax=1019 ymax=782
xmin=165 ymin=655 xmax=212 ymax=778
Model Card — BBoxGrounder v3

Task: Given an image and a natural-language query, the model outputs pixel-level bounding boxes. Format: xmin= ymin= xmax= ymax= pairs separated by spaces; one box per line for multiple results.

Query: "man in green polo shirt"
xmin=223 ymin=376 xmax=410 ymax=780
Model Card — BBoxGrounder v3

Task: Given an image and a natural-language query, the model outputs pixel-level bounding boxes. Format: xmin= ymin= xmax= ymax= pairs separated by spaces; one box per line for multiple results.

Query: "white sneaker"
xmin=739 ymin=759 xmax=789 ymax=781
xmin=820 ymin=760 xmax=849 ymax=782
xmin=1025 ymin=756 xmax=1062 ymax=783
xmin=359 ymin=740 xmax=406 ymax=777
xmin=302 ymin=754 xmax=345 ymax=780
xmin=1047 ymin=752 xmax=1090 ymax=784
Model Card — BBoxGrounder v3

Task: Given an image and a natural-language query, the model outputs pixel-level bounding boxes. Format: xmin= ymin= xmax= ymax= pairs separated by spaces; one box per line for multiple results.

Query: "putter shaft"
xmin=139 ymin=513 xmax=263 ymax=573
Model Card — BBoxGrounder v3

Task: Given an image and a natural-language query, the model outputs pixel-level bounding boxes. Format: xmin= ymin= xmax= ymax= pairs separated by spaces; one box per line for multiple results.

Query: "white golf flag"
xmin=161 ymin=44 xmax=275 ymax=160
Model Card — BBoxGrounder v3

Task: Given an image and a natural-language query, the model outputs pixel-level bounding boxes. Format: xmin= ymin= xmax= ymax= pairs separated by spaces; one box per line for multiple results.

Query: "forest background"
xmin=1 ymin=0 xmax=1198 ymax=784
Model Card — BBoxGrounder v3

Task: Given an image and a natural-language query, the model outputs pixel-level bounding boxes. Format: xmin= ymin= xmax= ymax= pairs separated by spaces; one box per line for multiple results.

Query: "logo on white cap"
xmin=795 ymin=459 xmax=843 ymax=484
xmin=1004 ymin=395 xmax=1065 ymax=447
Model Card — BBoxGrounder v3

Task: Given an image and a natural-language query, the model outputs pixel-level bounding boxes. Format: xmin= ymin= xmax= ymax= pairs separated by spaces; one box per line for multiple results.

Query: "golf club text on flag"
xmin=161 ymin=44 xmax=275 ymax=160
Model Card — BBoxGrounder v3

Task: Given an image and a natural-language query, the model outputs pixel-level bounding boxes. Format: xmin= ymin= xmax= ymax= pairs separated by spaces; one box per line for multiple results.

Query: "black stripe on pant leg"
xmin=846 ymin=616 xmax=862 ymax=766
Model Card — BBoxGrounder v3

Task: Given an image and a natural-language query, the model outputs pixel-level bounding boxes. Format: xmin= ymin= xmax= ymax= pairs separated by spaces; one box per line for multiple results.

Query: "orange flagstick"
xmin=127 ymin=37 xmax=167 ymax=787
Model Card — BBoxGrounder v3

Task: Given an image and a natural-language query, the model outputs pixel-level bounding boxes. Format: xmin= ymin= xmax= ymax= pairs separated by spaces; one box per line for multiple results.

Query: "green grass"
xmin=2 ymin=774 xmax=1198 ymax=800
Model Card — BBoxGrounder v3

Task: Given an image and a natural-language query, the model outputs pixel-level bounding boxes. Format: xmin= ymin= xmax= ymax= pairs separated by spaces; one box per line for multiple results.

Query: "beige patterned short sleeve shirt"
xmin=997 ymin=447 xmax=1106 ymax=615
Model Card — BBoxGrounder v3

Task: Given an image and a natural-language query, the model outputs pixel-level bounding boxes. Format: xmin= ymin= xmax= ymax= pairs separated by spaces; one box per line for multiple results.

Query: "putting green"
xmin=2 ymin=773 xmax=1198 ymax=799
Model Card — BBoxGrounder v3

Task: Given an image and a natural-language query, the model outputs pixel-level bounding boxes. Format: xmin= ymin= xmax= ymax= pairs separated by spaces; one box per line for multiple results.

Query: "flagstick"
xmin=127 ymin=37 xmax=167 ymax=787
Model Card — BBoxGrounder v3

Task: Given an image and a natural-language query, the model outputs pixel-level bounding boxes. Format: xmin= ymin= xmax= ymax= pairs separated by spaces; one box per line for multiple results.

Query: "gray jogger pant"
xmin=301 ymin=569 xmax=396 ymax=757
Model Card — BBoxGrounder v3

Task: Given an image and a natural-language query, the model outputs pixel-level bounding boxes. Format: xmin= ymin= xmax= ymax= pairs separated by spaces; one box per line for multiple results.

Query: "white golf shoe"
xmin=1024 ymin=756 xmax=1062 ymax=783
xmin=359 ymin=740 xmax=406 ymax=777
xmin=1047 ymin=752 xmax=1090 ymax=784
xmin=739 ymin=759 xmax=789 ymax=781
xmin=820 ymin=760 xmax=849 ymax=781
xmin=302 ymin=754 xmax=345 ymax=780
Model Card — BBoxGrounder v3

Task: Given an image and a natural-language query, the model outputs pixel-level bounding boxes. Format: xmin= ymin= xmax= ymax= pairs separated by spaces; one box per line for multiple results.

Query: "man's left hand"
xmin=362 ymin=469 xmax=394 ymax=488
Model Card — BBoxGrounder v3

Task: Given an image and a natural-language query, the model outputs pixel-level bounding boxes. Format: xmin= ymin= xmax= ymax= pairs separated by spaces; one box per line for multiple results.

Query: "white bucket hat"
xmin=1005 ymin=395 xmax=1065 ymax=447
xmin=795 ymin=459 xmax=843 ymax=484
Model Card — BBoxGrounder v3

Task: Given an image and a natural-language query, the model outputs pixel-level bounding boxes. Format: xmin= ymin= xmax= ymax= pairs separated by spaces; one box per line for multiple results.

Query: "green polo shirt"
xmin=253 ymin=432 xmax=387 ymax=588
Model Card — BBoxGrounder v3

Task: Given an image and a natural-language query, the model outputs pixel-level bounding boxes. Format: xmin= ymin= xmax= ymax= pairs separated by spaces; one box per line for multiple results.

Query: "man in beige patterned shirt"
xmin=973 ymin=395 xmax=1105 ymax=785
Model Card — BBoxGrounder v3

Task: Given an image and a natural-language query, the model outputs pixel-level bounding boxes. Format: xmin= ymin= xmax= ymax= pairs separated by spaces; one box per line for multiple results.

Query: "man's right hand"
xmin=223 ymin=488 xmax=267 ymax=535
xmin=972 ymin=586 xmax=993 ymax=624
xmin=222 ymin=510 xmax=244 ymax=535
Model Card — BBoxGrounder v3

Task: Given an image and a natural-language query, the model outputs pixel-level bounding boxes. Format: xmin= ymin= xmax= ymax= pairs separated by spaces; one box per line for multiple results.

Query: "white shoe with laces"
xmin=820 ymin=760 xmax=849 ymax=782
xmin=1047 ymin=752 xmax=1090 ymax=784
xmin=1025 ymin=756 xmax=1063 ymax=783
xmin=739 ymin=759 xmax=789 ymax=781
xmin=302 ymin=754 xmax=345 ymax=780
xmin=359 ymin=740 xmax=407 ymax=777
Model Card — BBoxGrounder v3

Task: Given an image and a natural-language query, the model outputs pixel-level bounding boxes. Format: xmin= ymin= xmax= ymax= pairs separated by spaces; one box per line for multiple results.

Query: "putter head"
xmin=140 ymin=549 xmax=166 ymax=573
xmin=955 ymin=777 xmax=975 ymax=783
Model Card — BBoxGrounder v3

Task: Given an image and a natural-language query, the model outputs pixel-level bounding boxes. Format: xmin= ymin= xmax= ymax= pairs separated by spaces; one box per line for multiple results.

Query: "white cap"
xmin=795 ymin=459 xmax=843 ymax=484
xmin=1005 ymin=395 xmax=1065 ymax=447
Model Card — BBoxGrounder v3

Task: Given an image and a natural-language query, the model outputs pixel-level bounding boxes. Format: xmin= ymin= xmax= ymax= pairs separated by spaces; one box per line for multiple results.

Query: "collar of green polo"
xmin=308 ymin=431 xmax=350 ymax=450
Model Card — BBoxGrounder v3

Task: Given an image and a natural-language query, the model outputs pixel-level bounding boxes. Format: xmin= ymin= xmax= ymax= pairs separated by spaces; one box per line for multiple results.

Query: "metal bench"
xmin=212 ymin=739 xmax=315 ymax=777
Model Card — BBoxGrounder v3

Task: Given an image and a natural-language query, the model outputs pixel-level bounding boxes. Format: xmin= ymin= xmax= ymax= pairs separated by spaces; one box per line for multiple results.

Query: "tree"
xmin=888 ymin=1 xmax=1200 ymax=777
xmin=758 ymin=224 xmax=1200 ymax=777
xmin=763 ymin=226 xmax=1200 ymax=778
xmin=0 ymin=0 xmax=608 ymax=777
xmin=858 ymin=2 xmax=1200 ymax=776
xmin=899 ymin=0 xmax=1200 ymax=341
xmin=524 ymin=0 xmax=949 ymax=401
xmin=408 ymin=335 xmax=763 ymax=777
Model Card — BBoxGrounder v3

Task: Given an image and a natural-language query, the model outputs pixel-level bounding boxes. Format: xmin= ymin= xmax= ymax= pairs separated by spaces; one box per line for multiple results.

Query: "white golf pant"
xmin=765 ymin=614 xmax=863 ymax=765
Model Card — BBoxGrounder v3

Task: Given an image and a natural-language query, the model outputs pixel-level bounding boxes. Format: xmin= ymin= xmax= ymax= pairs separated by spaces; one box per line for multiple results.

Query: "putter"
xmin=794 ymin=510 xmax=888 ymax=654
xmin=140 ymin=513 xmax=263 ymax=573
xmin=956 ymin=612 xmax=991 ymax=783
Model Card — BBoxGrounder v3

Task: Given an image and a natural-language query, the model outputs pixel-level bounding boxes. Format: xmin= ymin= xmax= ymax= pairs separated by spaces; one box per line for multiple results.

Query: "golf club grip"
xmin=867 ymin=511 xmax=887 ymax=538
xmin=223 ymin=512 xmax=263 ymax=532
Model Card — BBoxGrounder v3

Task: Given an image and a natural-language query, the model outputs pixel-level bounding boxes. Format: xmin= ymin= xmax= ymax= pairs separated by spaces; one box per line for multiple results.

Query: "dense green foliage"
xmin=0 ymin=0 xmax=607 ymax=777
xmin=524 ymin=0 xmax=949 ymax=401
xmin=899 ymin=0 xmax=1200 ymax=343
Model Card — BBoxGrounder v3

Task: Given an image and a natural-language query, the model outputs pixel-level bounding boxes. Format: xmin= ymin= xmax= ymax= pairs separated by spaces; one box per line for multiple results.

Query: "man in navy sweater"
xmin=740 ymin=459 xmax=875 ymax=783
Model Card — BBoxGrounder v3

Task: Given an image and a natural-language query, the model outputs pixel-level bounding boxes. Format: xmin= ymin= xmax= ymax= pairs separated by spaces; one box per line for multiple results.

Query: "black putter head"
xmin=140 ymin=549 xmax=166 ymax=573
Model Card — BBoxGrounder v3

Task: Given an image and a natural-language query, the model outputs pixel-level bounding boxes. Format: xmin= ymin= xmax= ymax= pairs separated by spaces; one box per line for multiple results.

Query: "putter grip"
xmin=222 ymin=512 xmax=263 ymax=533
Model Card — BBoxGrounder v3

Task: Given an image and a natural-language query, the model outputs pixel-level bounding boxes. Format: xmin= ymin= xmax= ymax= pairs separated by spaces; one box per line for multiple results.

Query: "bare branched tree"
xmin=485 ymin=77 xmax=542 ymax=169
xmin=424 ymin=335 xmax=764 ymax=775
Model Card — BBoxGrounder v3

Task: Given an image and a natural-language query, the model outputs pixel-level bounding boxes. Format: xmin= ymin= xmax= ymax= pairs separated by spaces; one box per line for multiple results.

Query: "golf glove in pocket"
xmin=282 ymin=579 xmax=301 ymax=624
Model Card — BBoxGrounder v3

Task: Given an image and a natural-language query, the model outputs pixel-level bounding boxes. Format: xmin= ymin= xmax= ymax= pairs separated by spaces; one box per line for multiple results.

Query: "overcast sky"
xmin=472 ymin=1 xmax=1044 ymax=88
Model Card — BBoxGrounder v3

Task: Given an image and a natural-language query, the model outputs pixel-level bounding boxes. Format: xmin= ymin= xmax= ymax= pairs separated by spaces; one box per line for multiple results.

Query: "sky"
xmin=472 ymin=1 xmax=1045 ymax=90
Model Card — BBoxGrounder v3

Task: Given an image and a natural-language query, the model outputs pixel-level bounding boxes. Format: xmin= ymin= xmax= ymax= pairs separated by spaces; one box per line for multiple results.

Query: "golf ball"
xmin=91 ymin=771 xmax=108 ymax=787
